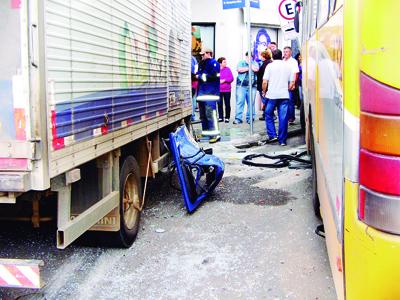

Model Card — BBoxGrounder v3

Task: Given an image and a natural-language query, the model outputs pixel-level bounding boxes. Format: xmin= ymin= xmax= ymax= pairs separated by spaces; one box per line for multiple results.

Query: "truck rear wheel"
xmin=115 ymin=155 xmax=142 ymax=247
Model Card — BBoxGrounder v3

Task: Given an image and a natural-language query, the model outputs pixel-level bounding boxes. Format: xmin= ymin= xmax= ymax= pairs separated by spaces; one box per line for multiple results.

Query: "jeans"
xmin=218 ymin=92 xmax=231 ymax=120
xmin=265 ymin=98 xmax=289 ymax=144
xmin=288 ymin=90 xmax=295 ymax=122
xmin=191 ymin=88 xmax=197 ymax=120
xmin=235 ymin=85 xmax=256 ymax=122
xmin=199 ymin=101 xmax=218 ymax=135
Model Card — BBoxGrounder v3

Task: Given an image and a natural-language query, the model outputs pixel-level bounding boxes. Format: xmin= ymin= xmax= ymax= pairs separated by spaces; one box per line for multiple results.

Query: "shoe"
xmin=233 ymin=119 xmax=242 ymax=124
xmin=259 ymin=116 xmax=265 ymax=121
xmin=246 ymin=119 xmax=254 ymax=124
xmin=209 ymin=135 xmax=221 ymax=144
xmin=224 ymin=118 xmax=229 ymax=123
xmin=280 ymin=143 xmax=287 ymax=146
xmin=289 ymin=121 xmax=295 ymax=125
xmin=218 ymin=118 xmax=223 ymax=122
xmin=268 ymin=137 xmax=278 ymax=143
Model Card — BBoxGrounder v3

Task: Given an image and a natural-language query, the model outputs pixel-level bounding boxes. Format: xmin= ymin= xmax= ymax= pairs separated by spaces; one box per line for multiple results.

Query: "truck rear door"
xmin=0 ymin=1 xmax=33 ymax=195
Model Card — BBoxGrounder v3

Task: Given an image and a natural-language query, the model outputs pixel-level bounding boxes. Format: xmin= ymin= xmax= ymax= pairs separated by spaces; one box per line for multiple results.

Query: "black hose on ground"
xmin=242 ymin=151 xmax=312 ymax=169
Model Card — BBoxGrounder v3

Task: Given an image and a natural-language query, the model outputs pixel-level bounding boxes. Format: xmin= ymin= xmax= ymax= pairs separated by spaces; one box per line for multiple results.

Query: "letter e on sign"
xmin=279 ymin=0 xmax=297 ymax=20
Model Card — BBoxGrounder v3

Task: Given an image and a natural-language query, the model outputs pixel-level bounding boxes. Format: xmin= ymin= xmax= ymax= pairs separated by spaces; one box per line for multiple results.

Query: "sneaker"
xmin=233 ymin=119 xmax=242 ymax=124
xmin=224 ymin=118 xmax=230 ymax=123
xmin=280 ymin=143 xmax=287 ymax=146
xmin=209 ymin=135 xmax=221 ymax=144
xmin=268 ymin=137 xmax=278 ymax=143
xmin=218 ymin=118 xmax=223 ymax=122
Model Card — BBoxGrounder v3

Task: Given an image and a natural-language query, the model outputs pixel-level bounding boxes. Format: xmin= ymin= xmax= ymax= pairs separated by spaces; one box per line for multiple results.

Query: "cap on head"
xmin=200 ymin=47 xmax=213 ymax=55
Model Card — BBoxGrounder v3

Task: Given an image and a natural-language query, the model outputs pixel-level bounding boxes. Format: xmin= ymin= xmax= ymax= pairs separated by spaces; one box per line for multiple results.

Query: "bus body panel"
xmin=315 ymin=144 xmax=343 ymax=299
xmin=360 ymin=1 xmax=400 ymax=89
xmin=344 ymin=180 xmax=400 ymax=299
xmin=343 ymin=0 xmax=400 ymax=298
xmin=302 ymin=2 xmax=345 ymax=297
xmin=316 ymin=7 xmax=344 ymax=242
xmin=303 ymin=0 xmax=400 ymax=298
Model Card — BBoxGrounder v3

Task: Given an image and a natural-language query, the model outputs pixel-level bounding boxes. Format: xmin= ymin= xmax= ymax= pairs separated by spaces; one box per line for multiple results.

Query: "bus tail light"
xmin=359 ymin=72 xmax=400 ymax=235
xmin=358 ymin=187 xmax=400 ymax=234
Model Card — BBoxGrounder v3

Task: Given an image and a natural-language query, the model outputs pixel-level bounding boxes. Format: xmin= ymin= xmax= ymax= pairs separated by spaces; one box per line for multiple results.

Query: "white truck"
xmin=0 ymin=0 xmax=191 ymax=268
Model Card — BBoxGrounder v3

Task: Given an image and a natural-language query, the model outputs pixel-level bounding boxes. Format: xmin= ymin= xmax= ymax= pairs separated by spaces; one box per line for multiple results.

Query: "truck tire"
xmin=310 ymin=120 xmax=321 ymax=219
xmin=115 ymin=155 xmax=142 ymax=247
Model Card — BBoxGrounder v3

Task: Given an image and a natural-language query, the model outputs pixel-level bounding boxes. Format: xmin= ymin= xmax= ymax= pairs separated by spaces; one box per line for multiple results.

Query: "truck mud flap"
xmin=169 ymin=126 xmax=224 ymax=213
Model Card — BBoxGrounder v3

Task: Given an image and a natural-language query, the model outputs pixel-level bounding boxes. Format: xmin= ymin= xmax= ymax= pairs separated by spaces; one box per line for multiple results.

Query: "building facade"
xmin=191 ymin=0 xmax=294 ymax=112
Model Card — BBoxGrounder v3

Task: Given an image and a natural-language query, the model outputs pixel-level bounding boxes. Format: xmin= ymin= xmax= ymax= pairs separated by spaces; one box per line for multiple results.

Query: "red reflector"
xmin=359 ymin=189 xmax=365 ymax=220
xmin=360 ymin=72 xmax=400 ymax=115
xmin=359 ymin=149 xmax=400 ymax=196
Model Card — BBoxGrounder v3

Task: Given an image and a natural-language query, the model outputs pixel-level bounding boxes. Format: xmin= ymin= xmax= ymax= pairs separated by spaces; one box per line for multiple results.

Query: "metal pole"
xmin=246 ymin=0 xmax=253 ymax=135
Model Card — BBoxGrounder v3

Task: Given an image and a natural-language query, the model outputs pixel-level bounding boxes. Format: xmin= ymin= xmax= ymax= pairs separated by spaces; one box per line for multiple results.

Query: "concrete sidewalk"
xmin=192 ymin=108 xmax=303 ymax=146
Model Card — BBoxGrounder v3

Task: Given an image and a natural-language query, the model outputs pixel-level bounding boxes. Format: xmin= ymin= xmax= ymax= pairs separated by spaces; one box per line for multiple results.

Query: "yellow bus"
xmin=298 ymin=0 xmax=400 ymax=298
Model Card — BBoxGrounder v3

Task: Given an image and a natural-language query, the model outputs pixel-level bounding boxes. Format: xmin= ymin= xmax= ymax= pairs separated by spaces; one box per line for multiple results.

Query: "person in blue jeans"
xmin=233 ymin=52 xmax=259 ymax=124
xmin=283 ymin=46 xmax=299 ymax=124
xmin=262 ymin=49 xmax=295 ymax=146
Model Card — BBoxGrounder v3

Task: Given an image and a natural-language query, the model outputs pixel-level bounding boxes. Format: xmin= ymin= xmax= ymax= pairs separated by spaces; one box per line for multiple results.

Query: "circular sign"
xmin=278 ymin=0 xmax=297 ymax=21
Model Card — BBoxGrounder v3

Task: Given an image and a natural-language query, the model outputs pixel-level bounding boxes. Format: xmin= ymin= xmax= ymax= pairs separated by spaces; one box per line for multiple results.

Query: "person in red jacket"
xmin=217 ymin=57 xmax=234 ymax=123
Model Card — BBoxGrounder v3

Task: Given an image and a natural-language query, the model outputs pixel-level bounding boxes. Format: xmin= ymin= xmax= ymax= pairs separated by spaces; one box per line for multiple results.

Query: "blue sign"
xmin=250 ymin=0 xmax=260 ymax=8
xmin=222 ymin=0 xmax=244 ymax=9
xmin=222 ymin=0 xmax=260 ymax=9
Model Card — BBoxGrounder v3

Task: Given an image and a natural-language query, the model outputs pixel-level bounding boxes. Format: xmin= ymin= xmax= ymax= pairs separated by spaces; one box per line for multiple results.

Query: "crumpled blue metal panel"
xmin=169 ymin=125 xmax=224 ymax=213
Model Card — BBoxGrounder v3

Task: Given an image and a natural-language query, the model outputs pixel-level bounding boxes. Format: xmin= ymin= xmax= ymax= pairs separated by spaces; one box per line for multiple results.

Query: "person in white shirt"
xmin=262 ymin=49 xmax=295 ymax=146
xmin=283 ymin=46 xmax=299 ymax=124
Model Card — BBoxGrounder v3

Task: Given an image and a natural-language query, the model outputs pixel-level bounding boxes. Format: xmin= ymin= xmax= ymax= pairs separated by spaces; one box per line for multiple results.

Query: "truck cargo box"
xmin=0 ymin=0 xmax=192 ymax=195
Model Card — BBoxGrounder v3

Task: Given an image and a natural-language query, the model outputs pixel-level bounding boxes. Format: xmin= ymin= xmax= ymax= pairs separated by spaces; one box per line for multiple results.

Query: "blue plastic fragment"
xmin=169 ymin=125 xmax=224 ymax=213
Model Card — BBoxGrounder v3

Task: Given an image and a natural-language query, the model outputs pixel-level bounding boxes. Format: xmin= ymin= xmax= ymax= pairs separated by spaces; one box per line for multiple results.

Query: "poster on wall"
xmin=191 ymin=24 xmax=215 ymax=62
xmin=251 ymin=27 xmax=278 ymax=62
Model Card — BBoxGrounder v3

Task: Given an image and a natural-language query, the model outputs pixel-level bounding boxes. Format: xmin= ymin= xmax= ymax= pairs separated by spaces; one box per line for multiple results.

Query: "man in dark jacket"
xmin=196 ymin=48 xmax=221 ymax=143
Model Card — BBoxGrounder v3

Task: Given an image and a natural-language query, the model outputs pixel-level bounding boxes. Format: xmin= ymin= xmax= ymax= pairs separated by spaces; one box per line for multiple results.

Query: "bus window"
xmin=317 ymin=0 xmax=330 ymax=28
xmin=334 ymin=0 xmax=343 ymax=12
xmin=329 ymin=0 xmax=337 ymax=16
xmin=308 ymin=0 xmax=318 ymax=37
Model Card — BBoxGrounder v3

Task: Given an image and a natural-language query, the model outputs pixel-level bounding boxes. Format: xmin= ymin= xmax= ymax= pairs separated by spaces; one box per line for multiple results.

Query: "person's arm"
xmin=288 ymin=72 xmax=295 ymax=90
xmin=262 ymin=79 xmax=268 ymax=96
xmin=289 ymin=80 xmax=295 ymax=90
xmin=262 ymin=65 xmax=270 ymax=95
xmin=291 ymin=60 xmax=299 ymax=87
xmin=251 ymin=61 xmax=259 ymax=73
xmin=237 ymin=66 xmax=249 ymax=73
xmin=226 ymin=68 xmax=234 ymax=83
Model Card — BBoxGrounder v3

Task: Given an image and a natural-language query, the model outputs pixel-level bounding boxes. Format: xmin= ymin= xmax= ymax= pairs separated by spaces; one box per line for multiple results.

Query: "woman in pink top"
xmin=217 ymin=57 xmax=234 ymax=122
